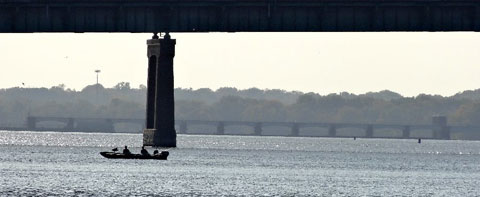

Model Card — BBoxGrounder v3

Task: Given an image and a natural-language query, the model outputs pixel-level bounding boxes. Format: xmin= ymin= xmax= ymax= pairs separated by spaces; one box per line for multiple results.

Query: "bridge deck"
xmin=1 ymin=0 xmax=480 ymax=32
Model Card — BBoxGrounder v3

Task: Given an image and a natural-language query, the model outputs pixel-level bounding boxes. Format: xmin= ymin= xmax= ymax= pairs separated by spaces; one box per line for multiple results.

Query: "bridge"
xmin=3 ymin=0 xmax=480 ymax=147
xmin=22 ymin=116 xmax=480 ymax=140
xmin=175 ymin=120 xmax=446 ymax=139
xmin=25 ymin=116 xmax=145 ymax=132
xmin=1 ymin=0 xmax=480 ymax=32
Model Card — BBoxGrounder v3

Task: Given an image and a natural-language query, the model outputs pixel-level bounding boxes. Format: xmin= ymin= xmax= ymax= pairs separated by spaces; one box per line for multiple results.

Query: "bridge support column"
xmin=105 ymin=119 xmax=115 ymax=132
xmin=328 ymin=125 xmax=336 ymax=137
xmin=65 ymin=118 xmax=75 ymax=131
xmin=145 ymin=34 xmax=157 ymax=130
xmin=179 ymin=121 xmax=188 ymax=134
xmin=366 ymin=125 xmax=373 ymax=138
xmin=432 ymin=116 xmax=450 ymax=140
xmin=402 ymin=126 xmax=410 ymax=139
xmin=254 ymin=123 xmax=262 ymax=136
xmin=27 ymin=116 xmax=37 ymax=130
xmin=217 ymin=122 xmax=225 ymax=135
xmin=143 ymin=33 xmax=177 ymax=147
xmin=291 ymin=123 xmax=300 ymax=136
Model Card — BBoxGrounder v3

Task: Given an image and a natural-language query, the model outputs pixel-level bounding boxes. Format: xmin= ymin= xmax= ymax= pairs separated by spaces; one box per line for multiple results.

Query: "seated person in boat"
xmin=123 ymin=146 xmax=132 ymax=155
xmin=153 ymin=150 xmax=159 ymax=155
xmin=141 ymin=146 xmax=150 ymax=156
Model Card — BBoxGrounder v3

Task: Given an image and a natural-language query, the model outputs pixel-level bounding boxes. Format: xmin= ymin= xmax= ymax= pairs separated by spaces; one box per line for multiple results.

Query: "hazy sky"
xmin=0 ymin=32 xmax=479 ymax=97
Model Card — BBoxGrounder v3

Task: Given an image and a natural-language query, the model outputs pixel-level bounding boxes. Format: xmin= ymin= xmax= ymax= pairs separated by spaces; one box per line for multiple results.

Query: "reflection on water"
xmin=1 ymin=130 xmax=480 ymax=196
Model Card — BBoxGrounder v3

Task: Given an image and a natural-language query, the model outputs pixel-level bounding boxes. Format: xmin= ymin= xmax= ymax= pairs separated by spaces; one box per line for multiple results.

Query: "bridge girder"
xmin=1 ymin=0 xmax=480 ymax=33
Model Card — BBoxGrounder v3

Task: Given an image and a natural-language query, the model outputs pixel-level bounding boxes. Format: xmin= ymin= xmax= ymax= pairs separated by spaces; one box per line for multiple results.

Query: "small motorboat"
xmin=100 ymin=151 xmax=169 ymax=160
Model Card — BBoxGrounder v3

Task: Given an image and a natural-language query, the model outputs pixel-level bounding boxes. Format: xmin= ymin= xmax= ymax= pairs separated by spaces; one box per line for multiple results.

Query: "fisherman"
xmin=123 ymin=145 xmax=132 ymax=155
xmin=153 ymin=150 xmax=159 ymax=155
xmin=141 ymin=146 xmax=150 ymax=156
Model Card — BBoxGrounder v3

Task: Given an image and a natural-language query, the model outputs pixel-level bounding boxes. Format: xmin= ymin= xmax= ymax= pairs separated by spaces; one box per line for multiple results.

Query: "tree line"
xmin=1 ymin=82 xmax=480 ymax=127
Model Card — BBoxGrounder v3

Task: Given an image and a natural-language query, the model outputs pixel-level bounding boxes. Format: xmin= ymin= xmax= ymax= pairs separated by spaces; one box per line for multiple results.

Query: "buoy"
xmin=418 ymin=138 xmax=421 ymax=143
xmin=353 ymin=137 xmax=356 ymax=140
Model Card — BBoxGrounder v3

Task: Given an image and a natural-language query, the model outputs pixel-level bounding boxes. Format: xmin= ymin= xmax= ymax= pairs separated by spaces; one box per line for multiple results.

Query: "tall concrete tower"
xmin=144 ymin=33 xmax=177 ymax=147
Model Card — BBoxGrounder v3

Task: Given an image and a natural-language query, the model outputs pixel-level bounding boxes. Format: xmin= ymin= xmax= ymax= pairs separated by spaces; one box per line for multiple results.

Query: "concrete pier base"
xmin=217 ymin=122 xmax=225 ymax=135
xmin=144 ymin=128 xmax=177 ymax=147
xmin=328 ymin=125 xmax=336 ymax=137
xmin=402 ymin=126 xmax=410 ymax=139
xmin=432 ymin=116 xmax=450 ymax=140
xmin=254 ymin=123 xmax=263 ymax=135
xmin=179 ymin=121 xmax=188 ymax=134
xmin=291 ymin=123 xmax=300 ymax=136
xmin=366 ymin=125 xmax=373 ymax=138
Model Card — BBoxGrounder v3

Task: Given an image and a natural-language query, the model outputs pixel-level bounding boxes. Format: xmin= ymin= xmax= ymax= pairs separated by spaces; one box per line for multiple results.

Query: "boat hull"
xmin=100 ymin=151 xmax=168 ymax=160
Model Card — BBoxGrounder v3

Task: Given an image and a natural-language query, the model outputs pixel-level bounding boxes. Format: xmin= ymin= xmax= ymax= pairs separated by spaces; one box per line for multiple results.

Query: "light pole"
xmin=95 ymin=70 xmax=101 ymax=85
xmin=94 ymin=69 xmax=101 ymax=106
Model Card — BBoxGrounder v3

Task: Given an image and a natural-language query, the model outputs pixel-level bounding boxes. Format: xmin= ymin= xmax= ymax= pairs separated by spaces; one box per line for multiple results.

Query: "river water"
xmin=0 ymin=130 xmax=480 ymax=196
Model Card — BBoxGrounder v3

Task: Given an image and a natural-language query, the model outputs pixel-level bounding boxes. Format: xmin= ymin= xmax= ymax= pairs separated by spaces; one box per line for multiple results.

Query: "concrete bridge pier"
xmin=402 ymin=126 xmax=411 ymax=139
xmin=27 ymin=116 xmax=37 ymax=130
xmin=328 ymin=125 xmax=336 ymax=137
xmin=143 ymin=33 xmax=177 ymax=147
xmin=432 ymin=116 xmax=450 ymax=140
xmin=65 ymin=118 xmax=75 ymax=130
xmin=217 ymin=122 xmax=225 ymax=135
xmin=366 ymin=125 xmax=374 ymax=138
xmin=254 ymin=123 xmax=263 ymax=135
xmin=145 ymin=34 xmax=157 ymax=130
xmin=105 ymin=119 xmax=115 ymax=132
xmin=291 ymin=123 xmax=300 ymax=136
xmin=179 ymin=121 xmax=188 ymax=134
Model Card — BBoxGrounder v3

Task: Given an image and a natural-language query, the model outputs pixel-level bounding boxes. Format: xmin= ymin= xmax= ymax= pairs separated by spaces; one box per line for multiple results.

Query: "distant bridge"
xmin=1 ymin=0 xmax=480 ymax=33
xmin=22 ymin=116 xmax=480 ymax=140
xmin=25 ymin=116 xmax=145 ymax=132
xmin=175 ymin=119 xmax=449 ymax=139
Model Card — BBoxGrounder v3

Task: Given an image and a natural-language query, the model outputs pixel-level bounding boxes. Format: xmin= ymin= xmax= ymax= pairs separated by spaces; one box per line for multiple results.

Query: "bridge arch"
xmin=27 ymin=116 xmax=75 ymax=131
xmin=372 ymin=125 xmax=410 ymax=138
xmin=111 ymin=122 xmax=144 ymax=133
xmin=176 ymin=121 xmax=218 ymax=134
xmin=408 ymin=127 xmax=435 ymax=139
xmin=261 ymin=123 xmax=295 ymax=136
xmin=221 ymin=121 xmax=257 ymax=135
xmin=333 ymin=124 xmax=370 ymax=137
xmin=297 ymin=125 xmax=332 ymax=137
